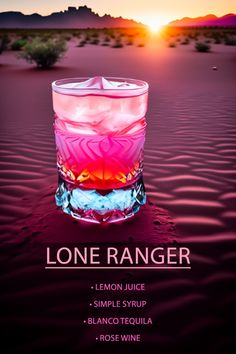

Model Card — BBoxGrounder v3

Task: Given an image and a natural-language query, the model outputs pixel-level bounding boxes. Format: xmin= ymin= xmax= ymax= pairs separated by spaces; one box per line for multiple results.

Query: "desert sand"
xmin=0 ymin=34 xmax=236 ymax=353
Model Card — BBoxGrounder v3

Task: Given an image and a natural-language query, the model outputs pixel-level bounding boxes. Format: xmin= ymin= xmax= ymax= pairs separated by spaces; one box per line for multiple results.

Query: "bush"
xmin=112 ymin=40 xmax=123 ymax=48
xmin=91 ymin=32 xmax=99 ymax=38
xmin=77 ymin=40 xmax=86 ymax=47
xmin=40 ymin=34 xmax=53 ymax=41
xmin=21 ymin=32 xmax=29 ymax=40
xmin=90 ymin=39 xmax=99 ymax=45
xmin=126 ymin=39 xmax=133 ymax=46
xmin=168 ymin=42 xmax=176 ymax=48
xmin=64 ymin=35 xmax=72 ymax=41
xmin=224 ymin=37 xmax=236 ymax=45
xmin=0 ymin=34 xmax=10 ymax=54
xmin=137 ymin=43 xmax=145 ymax=47
xmin=11 ymin=38 xmax=27 ymax=51
xmin=214 ymin=38 xmax=221 ymax=44
xmin=195 ymin=42 xmax=211 ymax=52
xmin=20 ymin=38 xmax=66 ymax=68
xmin=181 ymin=38 xmax=190 ymax=45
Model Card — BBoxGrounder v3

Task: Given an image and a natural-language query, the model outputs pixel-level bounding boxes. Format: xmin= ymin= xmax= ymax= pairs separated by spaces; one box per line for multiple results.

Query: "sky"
xmin=0 ymin=0 xmax=236 ymax=26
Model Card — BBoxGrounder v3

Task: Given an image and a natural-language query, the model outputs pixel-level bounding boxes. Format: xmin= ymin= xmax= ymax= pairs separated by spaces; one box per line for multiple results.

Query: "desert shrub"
xmin=126 ymin=39 xmax=133 ymax=46
xmin=168 ymin=42 xmax=176 ymax=48
xmin=102 ymin=42 xmax=109 ymax=46
xmin=11 ymin=38 xmax=27 ymax=50
xmin=20 ymin=38 xmax=66 ymax=68
xmin=195 ymin=42 xmax=211 ymax=52
xmin=112 ymin=40 xmax=123 ymax=48
xmin=21 ymin=33 xmax=29 ymax=40
xmin=137 ymin=43 xmax=145 ymax=47
xmin=224 ymin=37 xmax=236 ymax=45
xmin=205 ymin=39 xmax=211 ymax=44
xmin=214 ymin=38 xmax=221 ymax=44
xmin=91 ymin=32 xmax=99 ymax=38
xmin=40 ymin=33 xmax=53 ymax=41
xmin=73 ymin=30 xmax=81 ymax=37
xmin=77 ymin=40 xmax=86 ymax=47
xmin=64 ymin=35 xmax=72 ymax=41
xmin=181 ymin=38 xmax=190 ymax=45
xmin=90 ymin=38 xmax=99 ymax=45
xmin=0 ymin=34 xmax=10 ymax=54
xmin=104 ymin=36 xmax=111 ymax=42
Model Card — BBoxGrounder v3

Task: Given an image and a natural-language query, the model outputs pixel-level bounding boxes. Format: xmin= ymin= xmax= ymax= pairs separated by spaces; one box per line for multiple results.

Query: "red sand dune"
xmin=0 ymin=36 xmax=236 ymax=353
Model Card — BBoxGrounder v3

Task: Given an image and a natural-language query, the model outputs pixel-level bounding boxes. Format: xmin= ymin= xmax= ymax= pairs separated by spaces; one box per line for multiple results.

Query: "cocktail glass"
xmin=52 ymin=76 xmax=148 ymax=223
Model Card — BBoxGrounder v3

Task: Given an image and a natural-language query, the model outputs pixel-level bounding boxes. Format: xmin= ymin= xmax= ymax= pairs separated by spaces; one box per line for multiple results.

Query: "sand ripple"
xmin=0 ymin=45 xmax=236 ymax=353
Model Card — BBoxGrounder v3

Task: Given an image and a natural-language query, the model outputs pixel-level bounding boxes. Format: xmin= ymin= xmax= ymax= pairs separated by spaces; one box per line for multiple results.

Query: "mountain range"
xmin=169 ymin=14 xmax=236 ymax=27
xmin=0 ymin=6 xmax=144 ymax=28
xmin=0 ymin=6 xmax=235 ymax=28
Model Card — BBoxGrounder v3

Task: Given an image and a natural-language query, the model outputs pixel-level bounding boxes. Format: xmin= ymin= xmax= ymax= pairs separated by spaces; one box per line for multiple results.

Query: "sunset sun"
xmin=146 ymin=17 xmax=169 ymax=32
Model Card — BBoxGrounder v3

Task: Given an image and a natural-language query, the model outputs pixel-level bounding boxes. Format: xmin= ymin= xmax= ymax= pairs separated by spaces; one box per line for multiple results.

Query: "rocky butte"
xmin=0 ymin=5 xmax=145 ymax=28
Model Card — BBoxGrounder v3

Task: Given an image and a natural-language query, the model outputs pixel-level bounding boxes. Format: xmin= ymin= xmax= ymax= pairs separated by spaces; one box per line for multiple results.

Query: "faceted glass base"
xmin=55 ymin=175 xmax=146 ymax=224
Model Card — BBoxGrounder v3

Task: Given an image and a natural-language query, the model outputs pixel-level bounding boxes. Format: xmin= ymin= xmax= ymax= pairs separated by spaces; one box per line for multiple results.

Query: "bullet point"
xmin=84 ymin=320 xmax=86 ymax=323
xmin=90 ymin=303 xmax=92 ymax=306
xmin=91 ymin=286 xmax=94 ymax=289
xmin=96 ymin=337 xmax=98 ymax=341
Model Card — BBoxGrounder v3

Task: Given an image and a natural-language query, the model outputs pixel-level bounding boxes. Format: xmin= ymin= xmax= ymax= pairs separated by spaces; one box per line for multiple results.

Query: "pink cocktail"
xmin=52 ymin=77 xmax=148 ymax=223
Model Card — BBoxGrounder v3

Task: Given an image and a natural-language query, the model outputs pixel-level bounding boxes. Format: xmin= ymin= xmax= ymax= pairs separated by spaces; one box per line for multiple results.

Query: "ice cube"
xmin=108 ymin=190 xmax=134 ymax=210
xmin=71 ymin=189 xmax=97 ymax=210
xmin=72 ymin=76 xmax=116 ymax=90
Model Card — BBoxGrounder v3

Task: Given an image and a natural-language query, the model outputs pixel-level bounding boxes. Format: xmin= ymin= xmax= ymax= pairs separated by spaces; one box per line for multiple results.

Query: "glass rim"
xmin=52 ymin=76 xmax=149 ymax=97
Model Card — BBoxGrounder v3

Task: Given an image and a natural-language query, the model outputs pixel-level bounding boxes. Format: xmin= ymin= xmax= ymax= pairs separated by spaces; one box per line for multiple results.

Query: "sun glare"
xmin=147 ymin=18 xmax=169 ymax=33
xmin=149 ymin=23 xmax=163 ymax=33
